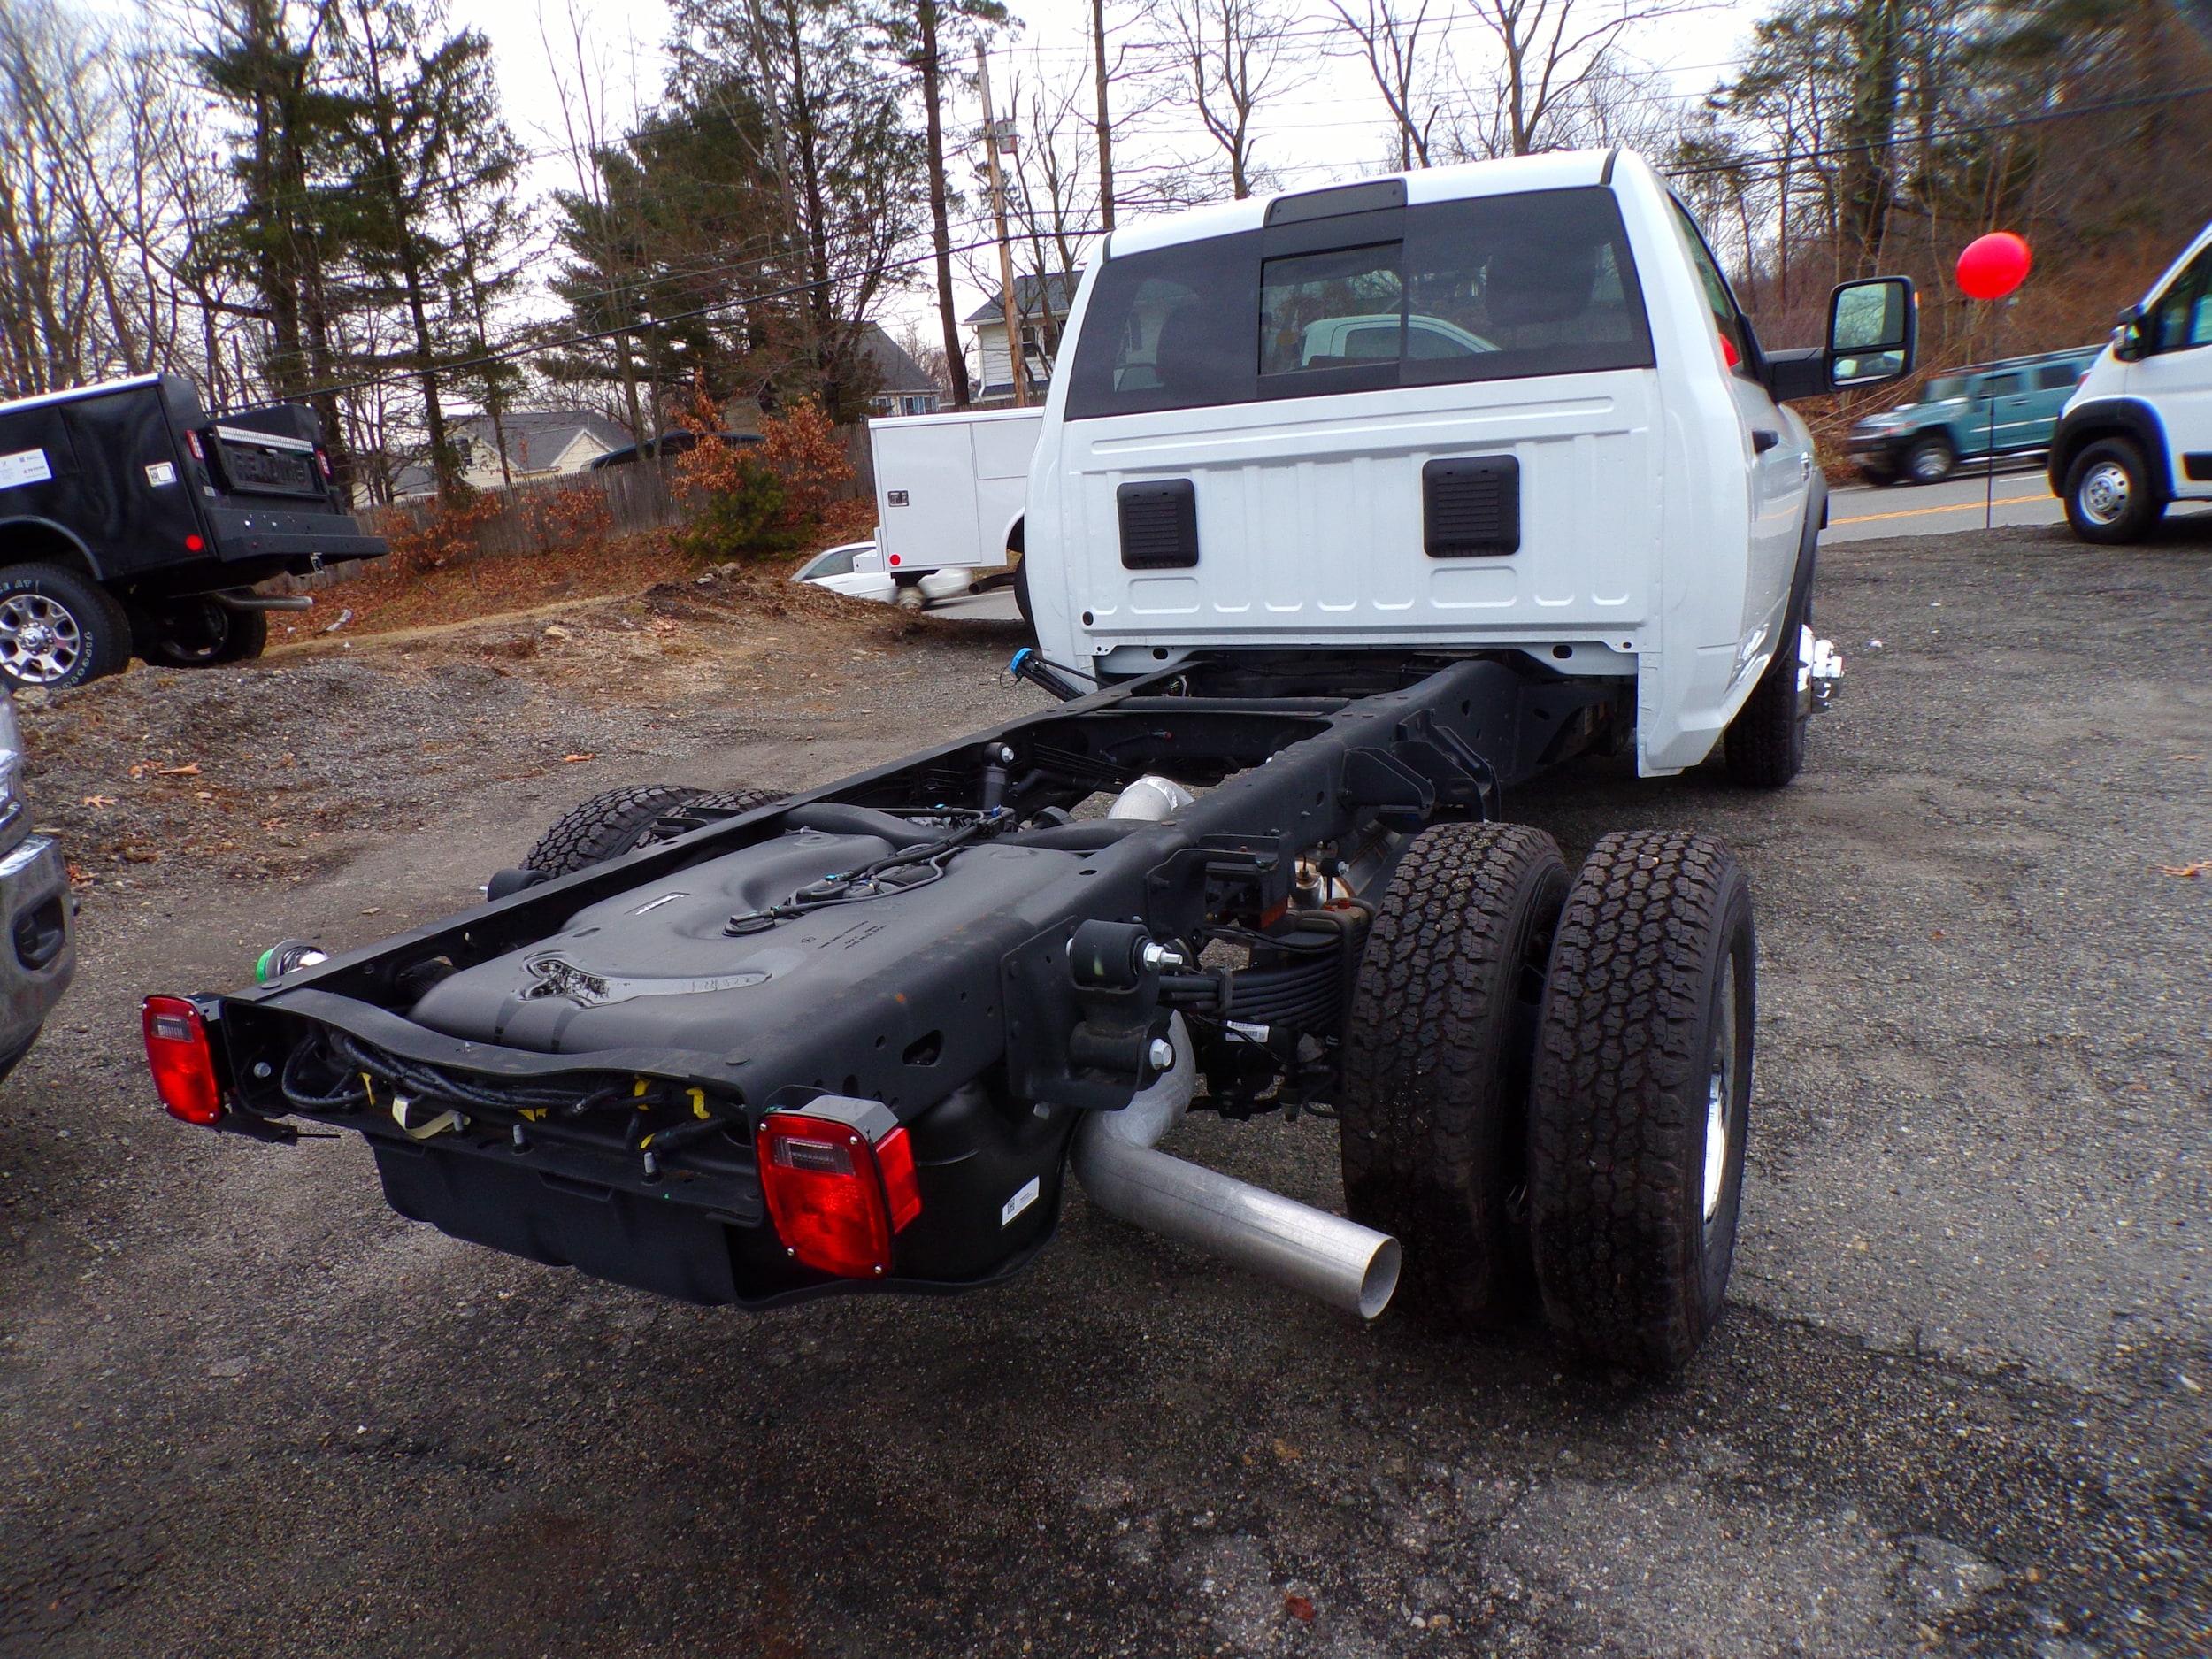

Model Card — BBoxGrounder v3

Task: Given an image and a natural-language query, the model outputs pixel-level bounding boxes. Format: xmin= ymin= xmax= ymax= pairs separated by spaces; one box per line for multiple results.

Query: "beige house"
xmin=396 ymin=410 xmax=634 ymax=495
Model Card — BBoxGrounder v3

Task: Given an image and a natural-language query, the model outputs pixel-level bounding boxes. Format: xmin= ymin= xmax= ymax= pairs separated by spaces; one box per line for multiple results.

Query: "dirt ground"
xmin=1 ymin=521 xmax=2207 ymax=1657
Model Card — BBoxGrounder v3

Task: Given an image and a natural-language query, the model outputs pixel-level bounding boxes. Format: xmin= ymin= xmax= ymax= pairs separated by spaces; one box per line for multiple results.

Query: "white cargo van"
xmin=2049 ymin=217 xmax=2212 ymax=542
xmin=1022 ymin=149 xmax=1911 ymax=780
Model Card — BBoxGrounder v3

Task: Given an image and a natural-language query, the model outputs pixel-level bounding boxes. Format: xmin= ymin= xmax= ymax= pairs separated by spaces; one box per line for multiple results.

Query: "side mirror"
xmin=1827 ymin=276 xmax=1916 ymax=388
xmin=2112 ymin=303 xmax=2146 ymax=363
xmin=851 ymin=549 xmax=886 ymax=574
xmin=1762 ymin=276 xmax=1918 ymax=403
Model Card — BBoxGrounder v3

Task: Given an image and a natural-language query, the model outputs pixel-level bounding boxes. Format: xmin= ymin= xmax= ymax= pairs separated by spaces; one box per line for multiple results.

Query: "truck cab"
xmin=1022 ymin=150 xmax=1909 ymax=777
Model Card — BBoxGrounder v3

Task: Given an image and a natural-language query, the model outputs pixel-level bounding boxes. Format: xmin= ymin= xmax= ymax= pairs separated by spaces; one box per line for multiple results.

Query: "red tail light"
xmin=143 ymin=995 xmax=223 ymax=1125
xmin=757 ymin=1101 xmax=922 ymax=1279
xmin=315 ymin=448 xmax=332 ymax=480
xmin=184 ymin=534 xmax=204 ymax=552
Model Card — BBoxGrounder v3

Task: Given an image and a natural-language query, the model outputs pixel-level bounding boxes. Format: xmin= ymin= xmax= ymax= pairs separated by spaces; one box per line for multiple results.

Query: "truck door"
xmin=1983 ymin=370 xmax=2034 ymax=454
xmin=2128 ymin=237 xmax=2212 ymax=496
xmin=1667 ymin=202 xmax=1804 ymax=634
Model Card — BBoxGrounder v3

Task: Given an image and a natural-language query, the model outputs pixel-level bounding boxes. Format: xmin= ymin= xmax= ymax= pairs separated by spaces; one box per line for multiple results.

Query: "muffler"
xmin=1070 ymin=1017 xmax=1400 ymax=1319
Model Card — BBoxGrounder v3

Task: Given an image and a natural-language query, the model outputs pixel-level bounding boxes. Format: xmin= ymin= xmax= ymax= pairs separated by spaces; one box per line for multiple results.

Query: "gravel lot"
xmin=1 ymin=522 xmax=2206 ymax=1657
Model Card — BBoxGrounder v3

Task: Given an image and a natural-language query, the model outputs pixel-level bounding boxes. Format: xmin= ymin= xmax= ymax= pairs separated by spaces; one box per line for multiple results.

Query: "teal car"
xmin=1847 ymin=347 xmax=2101 ymax=485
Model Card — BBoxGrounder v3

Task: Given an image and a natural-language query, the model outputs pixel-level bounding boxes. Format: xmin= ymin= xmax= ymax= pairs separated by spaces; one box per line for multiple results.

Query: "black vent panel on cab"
xmin=1423 ymin=456 xmax=1520 ymax=557
xmin=1118 ymin=480 xmax=1200 ymax=569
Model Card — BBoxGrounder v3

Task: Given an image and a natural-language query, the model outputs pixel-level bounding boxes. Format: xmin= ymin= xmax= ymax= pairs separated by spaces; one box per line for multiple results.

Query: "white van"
xmin=2050 ymin=218 xmax=2212 ymax=541
xmin=1022 ymin=150 xmax=1914 ymax=780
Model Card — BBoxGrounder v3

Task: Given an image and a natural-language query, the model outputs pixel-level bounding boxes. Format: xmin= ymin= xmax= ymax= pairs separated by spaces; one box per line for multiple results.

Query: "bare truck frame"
xmin=145 ymin=646 xmax=1755 ymax=1374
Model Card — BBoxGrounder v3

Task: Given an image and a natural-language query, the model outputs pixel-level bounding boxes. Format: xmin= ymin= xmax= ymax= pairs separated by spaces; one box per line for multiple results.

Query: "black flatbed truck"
xmin=0 ymin=373 xmax=386 ymax=688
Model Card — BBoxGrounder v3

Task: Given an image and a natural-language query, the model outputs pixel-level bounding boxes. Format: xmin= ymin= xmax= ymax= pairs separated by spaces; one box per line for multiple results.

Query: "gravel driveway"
xmin=1 ymin=523 xmax=2205 ymax=1657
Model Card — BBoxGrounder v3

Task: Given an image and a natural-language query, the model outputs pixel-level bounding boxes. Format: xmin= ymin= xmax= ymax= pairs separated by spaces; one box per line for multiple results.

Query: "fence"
xmin=357 ymin=458 xmax=688 ymax=558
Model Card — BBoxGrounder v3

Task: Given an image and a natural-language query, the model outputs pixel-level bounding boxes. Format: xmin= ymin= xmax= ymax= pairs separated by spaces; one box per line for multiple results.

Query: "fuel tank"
xmin=409 ymin=826 xmax=1084 ymax=1060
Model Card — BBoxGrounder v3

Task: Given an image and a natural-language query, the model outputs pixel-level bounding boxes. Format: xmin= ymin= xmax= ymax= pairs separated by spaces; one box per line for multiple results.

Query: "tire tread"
xmin=1527 ymin=829 xmax=1751 ymax=1373
xmin=1340 ymin=821 xmax=1568 ymax=1326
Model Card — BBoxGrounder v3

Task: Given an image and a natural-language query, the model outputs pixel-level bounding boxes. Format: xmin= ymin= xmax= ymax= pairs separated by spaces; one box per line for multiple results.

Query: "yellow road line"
xmin=1832 ymin=493 xmax=2055 ymax=526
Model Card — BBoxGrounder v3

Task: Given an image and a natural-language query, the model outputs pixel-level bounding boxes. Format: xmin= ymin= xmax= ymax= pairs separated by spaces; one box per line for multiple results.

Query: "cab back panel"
xmin=1054 ymin=370 xmax=1659 ymax=644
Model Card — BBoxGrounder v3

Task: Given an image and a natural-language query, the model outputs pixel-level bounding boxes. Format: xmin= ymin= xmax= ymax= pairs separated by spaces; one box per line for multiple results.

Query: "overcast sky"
xmin=442 ymin=0 xmax=1770 ymax=358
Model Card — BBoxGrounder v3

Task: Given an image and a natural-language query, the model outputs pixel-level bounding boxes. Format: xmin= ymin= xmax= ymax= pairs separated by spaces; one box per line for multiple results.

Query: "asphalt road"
xmin=1825 ymin=464 xmax=2212 ymax=544
xmin=3 ymin=519 xmax=2207 ymax=1657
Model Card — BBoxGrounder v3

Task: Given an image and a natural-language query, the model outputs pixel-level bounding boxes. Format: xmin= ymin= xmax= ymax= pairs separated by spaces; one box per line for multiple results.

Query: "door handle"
xmin=1751 ymin=428 xmax=1780 ymax=454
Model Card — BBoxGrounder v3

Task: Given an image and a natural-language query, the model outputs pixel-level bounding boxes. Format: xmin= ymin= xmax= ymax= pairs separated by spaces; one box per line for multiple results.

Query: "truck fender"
xmin=0 ymin=515 xmax=104 ymax=580
xmin=1788 ymin=468 xmax=1828 ymax=632
xmin=2048 ymin=398 xmax=2171 ymax=500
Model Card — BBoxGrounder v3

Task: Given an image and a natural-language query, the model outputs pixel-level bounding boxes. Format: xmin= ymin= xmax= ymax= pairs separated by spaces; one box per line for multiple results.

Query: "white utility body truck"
xmin=867 ymin=405 xmax=1044 ymax=600
xmin=163 ymin=151 xmax=1916 ymax=1380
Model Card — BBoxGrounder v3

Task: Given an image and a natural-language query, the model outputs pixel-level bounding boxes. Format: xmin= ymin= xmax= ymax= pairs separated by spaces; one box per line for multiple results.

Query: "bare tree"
xmin=1327 ymin=0 xmax=1444 ymax=169
xmin=1454 ymin=0 xmax=1689 ymax=158
xmin=1164 ymin=0 xmax=1309 ymax=199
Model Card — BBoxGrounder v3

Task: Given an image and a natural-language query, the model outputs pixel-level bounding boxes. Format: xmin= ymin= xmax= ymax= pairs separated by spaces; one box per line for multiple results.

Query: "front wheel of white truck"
xmin=1527 ymin=830 xmax=1754 ymax=1376
xmin=1723 ymin=605 xmax=1811 ymax=787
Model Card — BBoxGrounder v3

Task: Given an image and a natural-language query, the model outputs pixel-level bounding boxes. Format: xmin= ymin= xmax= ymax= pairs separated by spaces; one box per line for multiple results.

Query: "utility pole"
xmin=1092 ymin=0 xmax=1114 ymax=233
xmin=976 ymin=42 xmax=1030 ymax=408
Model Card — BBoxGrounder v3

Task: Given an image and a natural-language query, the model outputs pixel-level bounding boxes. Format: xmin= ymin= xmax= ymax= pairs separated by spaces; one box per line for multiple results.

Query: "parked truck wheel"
xmin=1339 ymin=821 xmax=1569 ymax=1329
xmin=1905 ymin=434 xmax=1955 ymax=484
xmin=524 ymin=784 xmax=787 ymax=878
xmin=1527 ymin=830 xmax=1754 ymax=1375
xmin=1722 ymin=613 xmax=1809 ymax=787
xmin=0 ymin=564 xmax=132 ymax=690
xmin=2062 ymin=438 xmax=2163 ymax=544
xmin=1012 ymin=555 xmax=1033 ymax=631
xmin=139 ymin=596 xmax=268 ymax=668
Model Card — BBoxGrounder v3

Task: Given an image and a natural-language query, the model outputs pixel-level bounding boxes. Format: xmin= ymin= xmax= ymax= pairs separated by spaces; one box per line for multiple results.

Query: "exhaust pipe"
xmin=1071 ymin=1017 xmax=1401 ymax=1320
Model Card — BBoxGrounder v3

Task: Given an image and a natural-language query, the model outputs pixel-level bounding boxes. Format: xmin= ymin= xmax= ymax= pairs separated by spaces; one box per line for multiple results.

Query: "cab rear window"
xmin=1066 ymin=187 xmax=1654 ymax=420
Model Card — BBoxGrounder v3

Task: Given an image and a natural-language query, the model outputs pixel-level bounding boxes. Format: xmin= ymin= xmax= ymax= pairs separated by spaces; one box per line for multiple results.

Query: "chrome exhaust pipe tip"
xmin=1070 ymin=1018 xmax=1401 ymax=1321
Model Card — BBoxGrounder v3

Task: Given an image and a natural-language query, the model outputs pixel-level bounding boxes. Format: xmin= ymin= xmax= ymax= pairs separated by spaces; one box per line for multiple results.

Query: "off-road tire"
xmin=0 ymin=564 xmax=131 ymax=689
xmin=0 ymin=1026 xmax=40 ymax=1088
xmin=1339 ymin=821 xmax=1570 ymax=1328
xmin=139 ymin=596 xmax=268 ymax=668
xmin=1722 ymin=608 xmax=1809 ymax=788
xmin=1528 ymin=831 xmax=1755 ymax=1375
xmin=1905 ymin=434 xmax=1955 ymax=484
xmin=2063 ymin=437 xmax=2163 ymax=545
xmin=523 ymin=784 xmax=786 ymax=878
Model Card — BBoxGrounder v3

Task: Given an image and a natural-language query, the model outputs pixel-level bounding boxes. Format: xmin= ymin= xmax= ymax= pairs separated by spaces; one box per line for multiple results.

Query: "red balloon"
xmin=1956 ymin=232 xmax=2032 ymax=300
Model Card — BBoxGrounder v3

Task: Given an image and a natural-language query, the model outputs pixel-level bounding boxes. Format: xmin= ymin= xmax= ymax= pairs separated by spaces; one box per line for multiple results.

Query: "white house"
xmin=964 ymin=272 xmax=1078 ymax=405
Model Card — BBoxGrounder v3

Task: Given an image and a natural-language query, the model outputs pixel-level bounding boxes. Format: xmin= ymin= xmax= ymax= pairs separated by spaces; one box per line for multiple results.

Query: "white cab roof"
xmin=1105 ymin=150 xmax=1619 ymax=260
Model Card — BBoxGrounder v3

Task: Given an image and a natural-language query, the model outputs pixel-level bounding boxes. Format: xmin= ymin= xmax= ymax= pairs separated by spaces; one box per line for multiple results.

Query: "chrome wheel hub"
xmin=0 ymin=595 xmax=84 ymax=685
xmin=1702 ymin=956 xmax=1739 ymax=1224
xmin=2078 ymin=462 xmax=2131 ymax=526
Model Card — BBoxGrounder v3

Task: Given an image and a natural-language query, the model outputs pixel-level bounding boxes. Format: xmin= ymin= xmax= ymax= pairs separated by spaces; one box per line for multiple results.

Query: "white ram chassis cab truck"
xmin=150 ymin=150 xmax=1915 ymax=1379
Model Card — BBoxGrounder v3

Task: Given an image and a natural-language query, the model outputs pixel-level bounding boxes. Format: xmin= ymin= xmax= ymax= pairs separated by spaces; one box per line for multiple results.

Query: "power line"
xmin=1663 ymin=80 xmax=2212 ymax=179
